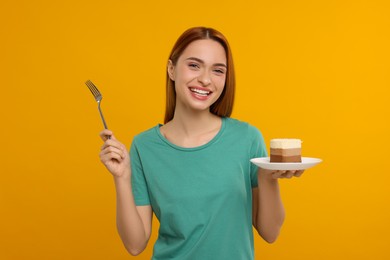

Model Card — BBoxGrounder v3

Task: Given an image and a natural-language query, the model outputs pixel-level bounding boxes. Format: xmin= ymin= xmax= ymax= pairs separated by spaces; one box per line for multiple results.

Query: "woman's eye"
xmin=214 ymin=69 xmax=225 ymax=75
xmin=189 ymin=63 xmax=200 ymax=69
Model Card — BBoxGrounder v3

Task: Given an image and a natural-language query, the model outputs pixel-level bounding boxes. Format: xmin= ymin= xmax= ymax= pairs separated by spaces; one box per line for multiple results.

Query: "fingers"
xmin=270 ymin=170 xmax=286 ymax=179
xmin=99 ymin=130 xmax=128 ymax=164
xmin=100 ymin=149 xmax=123 ymax=163
xmin=99 ymin=143 xmax=128 ymax=167
xmin=100 ymin=144 xmax=126 ymax=160
xmin=295 ymin=170 xmax=305 ymax=177
xmin=101 ymin=138 xmax=125 ymax=150
xmin=271 ymin=170 xmax=305 ymax=179
xmin=99 ymin=129 xmax=114 ymax=141
xmin=101 ymin=140 xmax=127 ymax=158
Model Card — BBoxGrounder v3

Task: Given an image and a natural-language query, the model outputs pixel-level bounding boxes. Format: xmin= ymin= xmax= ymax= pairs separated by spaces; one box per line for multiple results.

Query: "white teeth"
xmin=190 ymin=88 xmax=211 ymax=96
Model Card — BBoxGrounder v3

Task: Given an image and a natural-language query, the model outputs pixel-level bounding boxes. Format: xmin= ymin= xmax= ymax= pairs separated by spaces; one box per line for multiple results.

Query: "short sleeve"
xmin=130 ymin=139 xmax=151 ymax=206
xmin=249 ymin=126 xmax=267 ymax=188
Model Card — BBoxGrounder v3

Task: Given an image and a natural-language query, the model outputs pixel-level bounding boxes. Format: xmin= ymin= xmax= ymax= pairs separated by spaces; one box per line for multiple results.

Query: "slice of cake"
xmin=270 ymin=139 xmax=302 ymax=162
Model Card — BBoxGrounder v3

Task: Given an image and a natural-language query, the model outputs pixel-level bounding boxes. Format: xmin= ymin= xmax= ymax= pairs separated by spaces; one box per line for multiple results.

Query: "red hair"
xmin=164 ymin=27 xmax=235 ymax=123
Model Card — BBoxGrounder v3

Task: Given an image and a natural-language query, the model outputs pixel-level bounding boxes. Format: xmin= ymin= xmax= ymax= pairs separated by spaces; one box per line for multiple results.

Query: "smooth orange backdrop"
xmin=1 ymin=0 xmax=389 ymax=259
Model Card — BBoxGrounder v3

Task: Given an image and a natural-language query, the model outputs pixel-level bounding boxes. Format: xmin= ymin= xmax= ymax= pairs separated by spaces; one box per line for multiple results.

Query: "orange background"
xmin=1 ymin=0 xmax=389 ymax=259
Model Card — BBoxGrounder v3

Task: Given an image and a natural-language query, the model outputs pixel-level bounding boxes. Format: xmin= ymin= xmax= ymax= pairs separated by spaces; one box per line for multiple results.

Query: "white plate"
xmin=250 ymin=157 xmax=322 ymax=170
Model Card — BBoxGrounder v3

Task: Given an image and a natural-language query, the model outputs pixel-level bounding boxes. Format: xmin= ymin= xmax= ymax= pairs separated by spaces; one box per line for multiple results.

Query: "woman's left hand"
xmin=259 ymin=168 xmax=305 ymax=179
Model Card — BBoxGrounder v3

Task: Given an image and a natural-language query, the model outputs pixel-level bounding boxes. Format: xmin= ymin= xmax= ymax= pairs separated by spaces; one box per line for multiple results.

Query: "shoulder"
xmin=223 ymin=117 xmax=267 ymax=156
xmin=132 ymin=124 xmax=161 ymax=147
xmin=224 ymin=117 xmax=263 ymax=137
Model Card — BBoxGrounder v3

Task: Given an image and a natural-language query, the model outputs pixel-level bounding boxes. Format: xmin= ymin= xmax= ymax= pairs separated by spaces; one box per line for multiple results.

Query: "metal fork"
xmin=85 ymin=80 xmax=109 ymax=132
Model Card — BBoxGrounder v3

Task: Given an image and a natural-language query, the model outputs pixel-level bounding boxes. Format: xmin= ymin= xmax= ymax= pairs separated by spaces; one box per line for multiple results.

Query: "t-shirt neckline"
xmin=155 ymin=117 xmax=227 ymax=151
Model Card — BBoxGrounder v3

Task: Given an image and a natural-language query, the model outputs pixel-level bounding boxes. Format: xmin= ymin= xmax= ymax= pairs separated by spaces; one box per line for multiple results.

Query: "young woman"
xmin=99 ymin=27 xmax=304 ymax=259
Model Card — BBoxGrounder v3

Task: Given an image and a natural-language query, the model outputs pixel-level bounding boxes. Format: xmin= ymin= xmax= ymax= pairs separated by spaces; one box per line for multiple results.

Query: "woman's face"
xmin=168 ymin=39 xmax=227 ymax=114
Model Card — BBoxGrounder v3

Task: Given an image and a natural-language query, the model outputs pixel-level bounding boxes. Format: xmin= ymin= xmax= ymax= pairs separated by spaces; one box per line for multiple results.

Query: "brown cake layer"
xmin=270 ymin=148 xmax=301 ymax=162
xmin=270 ymin=148 xmax=301 ymax=156
xmin=270 ymin=155 xmax=302 ymax=162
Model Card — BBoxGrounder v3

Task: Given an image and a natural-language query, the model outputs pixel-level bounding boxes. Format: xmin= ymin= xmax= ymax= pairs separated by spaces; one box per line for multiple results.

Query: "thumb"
xmin=100 ymin=129 xmax=113 ymax=141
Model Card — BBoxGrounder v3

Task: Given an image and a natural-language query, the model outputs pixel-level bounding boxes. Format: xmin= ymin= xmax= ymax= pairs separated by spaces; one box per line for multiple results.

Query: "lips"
xmin=189 ymin=87 xmax=212 ymax=97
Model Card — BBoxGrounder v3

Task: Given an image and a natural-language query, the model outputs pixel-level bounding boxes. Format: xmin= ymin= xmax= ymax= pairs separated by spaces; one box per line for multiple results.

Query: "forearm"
xmin=114 ymin=174 xmax=149 ymax=255
xmin=256 ymin=170 xmax=285 ymax=243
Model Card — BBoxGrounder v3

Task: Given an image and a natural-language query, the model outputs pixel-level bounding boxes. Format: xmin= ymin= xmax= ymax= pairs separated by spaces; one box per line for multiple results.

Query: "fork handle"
xmin=98 ymin=103 xmax=111 ymax=139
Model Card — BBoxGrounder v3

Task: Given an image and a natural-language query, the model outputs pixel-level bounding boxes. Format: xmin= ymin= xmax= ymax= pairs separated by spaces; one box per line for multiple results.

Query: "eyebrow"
xmin=185 ymin=57 xmax=227 ymax=68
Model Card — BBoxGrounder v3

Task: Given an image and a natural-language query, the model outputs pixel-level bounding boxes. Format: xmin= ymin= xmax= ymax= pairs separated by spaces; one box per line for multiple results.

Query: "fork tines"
xmin=85 ymin=80 xmax=101 ymax=99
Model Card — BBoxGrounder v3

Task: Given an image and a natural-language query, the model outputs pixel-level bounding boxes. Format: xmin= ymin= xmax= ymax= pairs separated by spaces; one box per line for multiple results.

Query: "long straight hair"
xmin=164 ymin=27 xmax=236 ymax=124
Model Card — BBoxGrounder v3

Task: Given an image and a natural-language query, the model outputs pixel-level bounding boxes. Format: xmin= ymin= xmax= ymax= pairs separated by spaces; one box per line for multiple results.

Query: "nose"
xmin=198 ymin=71 xmax=211 ymax=86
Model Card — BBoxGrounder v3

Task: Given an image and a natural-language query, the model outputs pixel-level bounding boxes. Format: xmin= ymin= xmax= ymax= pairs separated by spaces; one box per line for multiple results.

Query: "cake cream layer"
xmin=270 ymin=139 xmax=301 ymax=149
xmin=270 ymin=148 xmax=301 ymax=156
xmin=270 ymin=155 xmax=302 ymax=162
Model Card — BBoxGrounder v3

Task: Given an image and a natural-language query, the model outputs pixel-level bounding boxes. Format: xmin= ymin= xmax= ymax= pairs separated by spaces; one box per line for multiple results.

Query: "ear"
xmin=167 ymin=60 xmax=175 ymax=81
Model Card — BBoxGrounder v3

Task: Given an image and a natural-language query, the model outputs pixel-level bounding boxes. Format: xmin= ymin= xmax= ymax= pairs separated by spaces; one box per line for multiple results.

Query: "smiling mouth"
xmin=189 ymin=87 xmax=212 ymax=96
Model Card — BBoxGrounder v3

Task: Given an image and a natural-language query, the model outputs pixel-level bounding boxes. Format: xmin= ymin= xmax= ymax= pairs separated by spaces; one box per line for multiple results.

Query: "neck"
xmin=171 ymin=108 xmax=220 ymax=137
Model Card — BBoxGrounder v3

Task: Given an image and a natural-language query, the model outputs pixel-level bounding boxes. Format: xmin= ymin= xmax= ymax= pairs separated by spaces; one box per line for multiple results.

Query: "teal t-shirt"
xmin=130 ymin=117 xmax=267 ymax=260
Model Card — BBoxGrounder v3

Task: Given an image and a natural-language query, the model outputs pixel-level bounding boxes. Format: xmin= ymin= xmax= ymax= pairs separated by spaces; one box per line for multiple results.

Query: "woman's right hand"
xmin=99 ymin=129 xmax=131 ymax=179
